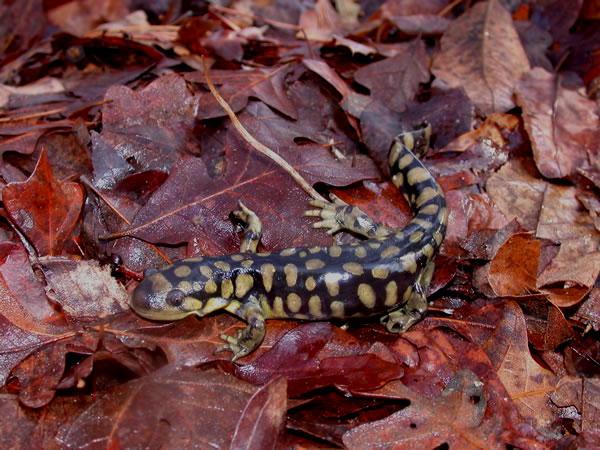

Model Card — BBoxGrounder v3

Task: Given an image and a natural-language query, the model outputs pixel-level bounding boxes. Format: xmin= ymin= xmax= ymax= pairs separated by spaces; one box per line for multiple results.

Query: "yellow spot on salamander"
xmin=260 ymin=264 xmax=276 ymax=292
xmin=409 ymin=231 xmax=423 ymax=243
xmin=372 ymin=265 xmax=389 ymax=279
xmin=358 ymin=283 xmax=376 ymax=308
xmin=330 ymin=300 xmax=344 ymax=318
xmin=355 ymin=247 xmax=367 ymax=258
xmin=388 ymin=142 xmax=401 ymax=166
xmin=381 ymin=246 xmax=401 ymax=258
xmin=368 ymin=242 xmax=382 ymax=249
xmin=221 ymin=279 xmax=234 ymax=298
xmin=329 ymin=246 xmax=342 ymax=257
xmin=412 ymin=218 xmax=433 ymax=229
xmin=273 ymin=296 xmax=286 ymax=317
xmin=392 ymin=173 xmax=404 ymax=187
xmin=421 ymin=203 xmax=439 ymax=215
xmin=150 ymin=273 xmax=172 ymax=293
xmin=287 ymin=293 xmax=302 ymax=313
xmin=241 ymin=260 xmax=254 ymax=268
xmin=309 ymin=246 xmax=321 ymax=254
xmin=403 ymin=286 xmax=413 ymax=302
xmin=400 ymin=252 xmax=418 ymax=274
xmin=174 ymin=265 xmax=192 ymax=278
xmin=178 ymin=280 xmax=192 ymax=291
xmin=308 ymin=295 xmax=322 ymax=317
xmin=235 ymin=274 xmax=254 ymax=298
xmin=260 ymin=295 xmax=273 ymax=318
xmin=305 ymin=276 xmax=317 ymax=291
xmin=343 ymin=262 xmax=364 ymax=276
xmin=397 ymin=153 xmax=414 ymax=169
xmin=230 ymin=254 xmax=245 ymax=262
xmin=184 ymin=297 xmax=203 ymax=311
xmin=199 ymin=266 xmax=213 ymax=278
xmin=324 ymin=273 xmax=342 ymax=296
xmin=407 ymin=167 xmax=430 ymax=185
xmin=422 ymin=244 xmax=434 ymax=259
xmin=385 ymin=281 xmax=397 ymax=306
xmin=416 ymin=187 xmax=438 ymax=207
xmin=280 ymin=248 xmax=296 ymax=256
xmin=204 ymin=280 xmax=217 ymax=294
xmin=401 ymin=131 xmax=415 ymax=151
xmin=284 ymin=263 xmax=298 ymax=287
xmin=214 ymin=261 xmax=230 ymax=272
xmin=306 ymin=259 xmax=326 ymax=270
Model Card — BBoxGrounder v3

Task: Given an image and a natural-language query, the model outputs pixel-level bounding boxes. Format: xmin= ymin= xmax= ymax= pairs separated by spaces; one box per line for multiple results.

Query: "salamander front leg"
xmin=215 ymin=298 xmax=266 ymax=361
xmin=233 ymin=201 xmax=263 ymax=253
xmin=304 ymin=194 xmax=393 ymax=239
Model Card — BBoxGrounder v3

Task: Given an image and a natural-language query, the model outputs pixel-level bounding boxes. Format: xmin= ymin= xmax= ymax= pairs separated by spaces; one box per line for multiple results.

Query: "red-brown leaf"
xmin=3 ymin=149 xmax=84 ymax=256
xmin=515 ymin=67 xmax=600 ymax=179
xmin=431 ymin=0 xmax=530 ymax=114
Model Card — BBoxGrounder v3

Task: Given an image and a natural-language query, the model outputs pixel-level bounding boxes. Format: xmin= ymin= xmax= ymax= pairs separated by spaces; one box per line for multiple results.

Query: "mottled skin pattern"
xmin=131 ymin=124 xmax=448 ymax=360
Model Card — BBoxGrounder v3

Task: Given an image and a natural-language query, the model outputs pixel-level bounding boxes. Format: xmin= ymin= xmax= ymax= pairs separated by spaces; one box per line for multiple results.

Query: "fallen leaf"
xmin=343 ymin=370 xmax=504 ymax=449
xmin=483 ymin=302 xmax=557 ymax=431
xmin=432 ymin=0 xmax=530 ymax=114
xmin=3 ymin=149 xmax=84 ymax=256
xmin=550 ymin=375 xmax=600 ymax=432
xmin=515 ymin=67 xmax=600 ymax=179
xmin=56 ymin=366 xmax=276 ymax=448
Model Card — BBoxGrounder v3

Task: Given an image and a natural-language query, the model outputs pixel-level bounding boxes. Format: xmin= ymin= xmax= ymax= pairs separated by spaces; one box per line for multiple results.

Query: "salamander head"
xmin=131 ymin=270 xmax=205 ymax=321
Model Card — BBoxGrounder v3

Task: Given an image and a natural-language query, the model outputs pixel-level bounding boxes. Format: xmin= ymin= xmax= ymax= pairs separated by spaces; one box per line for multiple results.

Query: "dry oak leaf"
xmin=488 ymin=232 xmax=542 ymax=297
xmin=483 ymin=302 xmax=557 ymax=431
xmin=515 ymin=67 xmax=600 ymax=179
xmin=354 ymin=39 xmax=430 ymax=113
xmin=486 ymin=157 xmax=546 ymax=231
xmin=550 ymin=375 xmax=600 ymax=432
xmin=431 ymin=0 xmax=530 ymax=115
xmin=186 ymin=66 xmax=298 ymax=120
xmin=343 ymin=370 xmax=505 ymax=449
xmin=535 ymin=184 xmax=600 ymax=307
xmin=56 ymin=366 xmax=287 ymax=449
xmin=0 ymin=260 xmax=71 ymax=386
xmin=3 ymin=149 xmax=84 ymax=256
xmin=98 ymin=73 xmax=198 ymax=177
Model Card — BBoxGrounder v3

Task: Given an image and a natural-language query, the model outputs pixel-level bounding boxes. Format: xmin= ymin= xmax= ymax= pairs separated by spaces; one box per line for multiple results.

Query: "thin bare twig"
xmin=202 ymin=57 xmax=325 ymax=201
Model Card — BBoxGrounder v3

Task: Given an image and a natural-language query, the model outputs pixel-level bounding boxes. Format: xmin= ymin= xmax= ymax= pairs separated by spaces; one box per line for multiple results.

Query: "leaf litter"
xmin=0 ymin=0 xmax=599 ymax=447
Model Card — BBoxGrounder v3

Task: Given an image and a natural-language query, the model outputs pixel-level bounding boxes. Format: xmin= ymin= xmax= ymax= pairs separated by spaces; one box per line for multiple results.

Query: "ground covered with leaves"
xmin=1 ymin=0 xmax=600 ymax=448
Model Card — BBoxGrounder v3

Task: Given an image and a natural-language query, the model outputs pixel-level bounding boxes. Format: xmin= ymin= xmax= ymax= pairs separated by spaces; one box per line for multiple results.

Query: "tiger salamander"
xmin=131 ymin=124 xmax=448 ymax=360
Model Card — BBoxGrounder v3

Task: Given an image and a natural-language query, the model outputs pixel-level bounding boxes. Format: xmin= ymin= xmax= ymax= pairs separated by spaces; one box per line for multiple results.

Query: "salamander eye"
xmin=166 ymin=289 xmax=185 ymax=307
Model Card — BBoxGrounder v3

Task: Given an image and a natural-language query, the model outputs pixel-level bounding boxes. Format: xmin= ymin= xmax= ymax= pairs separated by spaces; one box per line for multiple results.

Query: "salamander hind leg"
xmin=233 ymin=201 xmax=263 ymax=253
xmin=380 ymin=260 xmax=435 ymax=332
xmin=304 ymin=194 xmax=393 ymax=239
xmin=215 ymin=297 xmax=266 ymax=361
xmin=380 ymin=288 xmax=428 ymax=333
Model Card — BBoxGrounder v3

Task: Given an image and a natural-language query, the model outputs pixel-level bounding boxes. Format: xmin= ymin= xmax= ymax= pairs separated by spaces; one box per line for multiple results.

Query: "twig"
xmin=202 ymin=57 xmax=325 ymax=201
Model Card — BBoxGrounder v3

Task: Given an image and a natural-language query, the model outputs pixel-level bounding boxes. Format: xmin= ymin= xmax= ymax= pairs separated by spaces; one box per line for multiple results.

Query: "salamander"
xmin=131 ymin=123 xmax=448 ymax=360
